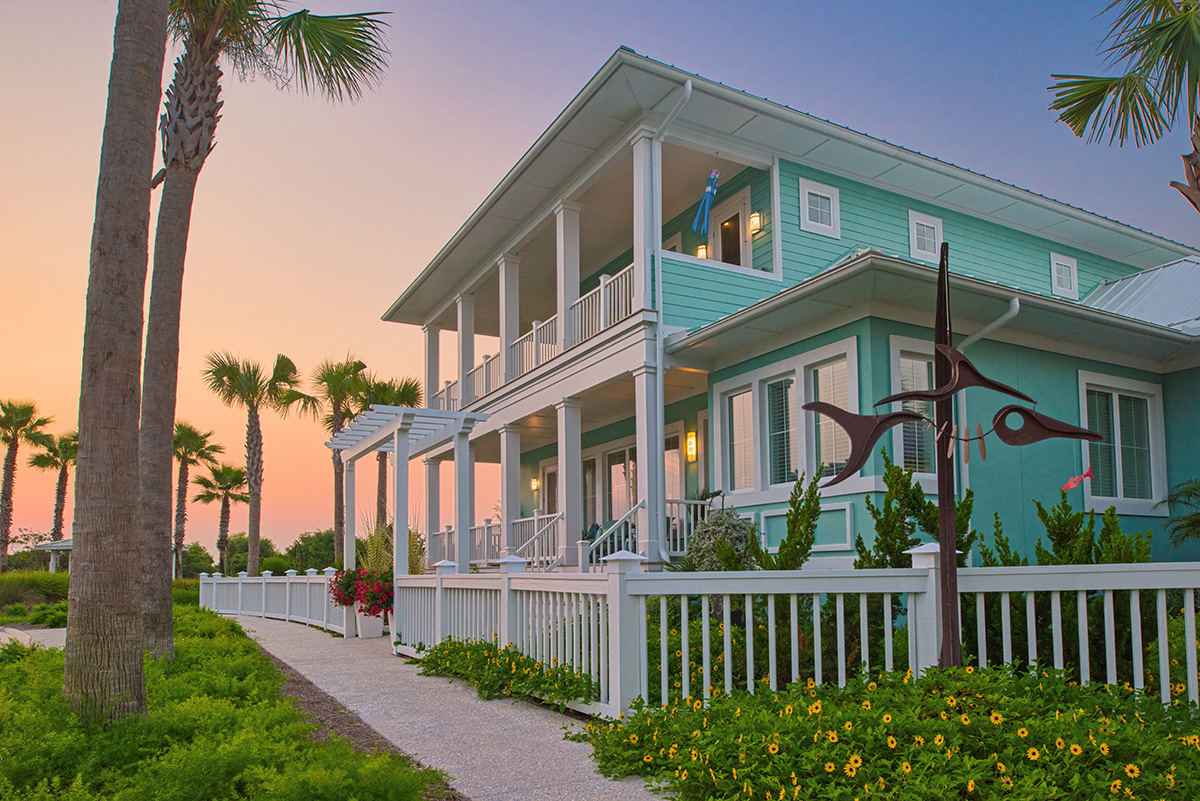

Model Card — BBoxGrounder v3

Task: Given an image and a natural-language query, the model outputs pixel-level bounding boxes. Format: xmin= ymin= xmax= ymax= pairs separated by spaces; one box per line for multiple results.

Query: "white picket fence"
xmin=199 ymin=568 xmax=346 ymax=635
xmin=202 ymin=549 xmax=1200 ymax=720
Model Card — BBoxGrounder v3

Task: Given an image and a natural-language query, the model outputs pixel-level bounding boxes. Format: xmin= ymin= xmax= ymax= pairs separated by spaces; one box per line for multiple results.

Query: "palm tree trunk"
xmin=139 ymin=167 xmax=199 ymax=659
xmin=52 ymin=464 xmax=68 ymax=541
xmin=0 ymin=439 xmax=18 ymax=573
xmin=174 ymin=460 xmax=189 ymax=572
xmin=376 ymin=450 xmax=387 ymax=530
xmin=245 ymin=406 xmax=264 ymax=576
xmin=218 ymin=496 xmax=230 ymax=573
xmin=64 ymin=0 xmax=169 ymax=720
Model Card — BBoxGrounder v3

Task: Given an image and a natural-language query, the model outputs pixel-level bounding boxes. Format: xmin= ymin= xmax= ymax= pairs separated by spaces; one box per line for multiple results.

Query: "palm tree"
xmin=1050 ymin=1 xmax=1200 ymax=214
xmin=193 ymin=463 xmax=249 ymax=573
xmin=65 ymin=0 xmax=169 ymax=720
xmin=203 ymin=352 xmax=314 ymax=575
xmin=172 ymin=422 xmax=222 ymax=574
xmin=1161 ymin=479 xmax=1200 ymax=547
xmin=296 ymin=357 xmax=365 ymax=566
xmin=351 ymin=374 xmax=421 ymax=526
xmin=27 ymin=430 xmax=79 ymax=543
xmin=0 ymin=401 xmax=54 ymax=572
xmin=137 ymin=1 xmax=387 ymax=656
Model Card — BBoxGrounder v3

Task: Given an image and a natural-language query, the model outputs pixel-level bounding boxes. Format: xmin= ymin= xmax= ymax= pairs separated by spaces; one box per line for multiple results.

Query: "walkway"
xmin=232 ymin=616 xmax=658 ymax=801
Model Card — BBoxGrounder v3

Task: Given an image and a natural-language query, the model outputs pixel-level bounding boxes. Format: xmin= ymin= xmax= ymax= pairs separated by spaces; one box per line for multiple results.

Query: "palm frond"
xmin=263 ymin=10 xmax=389 ymax=102
xmin=1049 ymin=71 xmax=1169 ymax=146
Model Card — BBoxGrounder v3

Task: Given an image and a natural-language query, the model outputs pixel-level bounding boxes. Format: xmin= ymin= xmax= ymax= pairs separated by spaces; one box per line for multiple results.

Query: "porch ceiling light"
xmin=686 ymin=431 xmax=697 ymax=462
xmin=530 ymin=477 xmax=539 ymax=492
xmin=696 ymin=244 xmax=708 ymax=260
xmin=749 ymin=211 xmax=763 ymax=235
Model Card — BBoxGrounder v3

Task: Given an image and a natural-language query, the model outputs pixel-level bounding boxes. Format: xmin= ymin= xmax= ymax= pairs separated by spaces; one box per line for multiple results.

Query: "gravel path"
xmin=232 ymin=616 xmax=658 ymax=801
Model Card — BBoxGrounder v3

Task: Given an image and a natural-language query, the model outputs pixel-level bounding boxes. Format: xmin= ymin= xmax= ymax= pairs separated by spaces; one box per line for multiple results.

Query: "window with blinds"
xmin=766 ymin=378 xmax=796 ymax=485
xmin=899 ymin=354 xmax=935 ymax=473
xmin=1086 ymin=387 xmax=1152 ymax=500
xmin=727 ymin=390 xmax=754 ymax=491
xmin=810 ymin=359 xmax=849 ymax=477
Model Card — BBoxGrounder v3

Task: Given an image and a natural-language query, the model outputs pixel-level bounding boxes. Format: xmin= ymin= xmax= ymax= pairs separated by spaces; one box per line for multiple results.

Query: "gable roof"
xmin=384 ymin=47 xmax=1200 ymax=326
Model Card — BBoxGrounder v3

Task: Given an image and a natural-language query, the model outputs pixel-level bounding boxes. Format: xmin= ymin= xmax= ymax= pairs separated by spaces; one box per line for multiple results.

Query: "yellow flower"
xmin=1124 ymin=764 xmax=1139 ymax=778
xmin=990 ymin=711 xmax=1004 ymax=725
xmin=643 ymin=754 xmax=653 ymax=763
xmin=807 ymin=677 xmax=816 ymax=689
xmin=946 ymin=696 xmax=957 ymax=707
xmin=940 ymin=711 xmax=948 ymax=720
xmin=868 ymin=681 xmax=877 ymax=690
xmin=1167 ymin=774 xmax=1176 ymax=789
xmin=848 ymin=754 xmax=863 ymax=768
xmin=768 ymin=743 xmax=779 ymax=754
xmin=1017 ymin=727 xmax=1028 ymax=738
xmin=824 ymin=762 xmax=835 ymax=773
xmin=844 ymin=720 xmax=853 ymax=731
xmin=1000 ymin=776 xmax=1013 ymax=789
xmin=828 ymin=731 xmax=839 ymax=743
xmin=784 ymin=704 xmax=793 ymax=715
xmin=961 ymin=714 xmax=971 ymax=725
xmin=882 ymin=713 xmax=892 ymax=724
xmin=1055 ymin=738 xmax=1065 ymax=750
xmin=901 ymin=762 xmax=912 ymax=774
xmin=1027 ymin=748 xmax=1040 ymax=761
xmin=629 ymin=734 xmax=639 ymax=744
xmin=996 ymin=761 xmax=1006 ymax=773
xmin=1100 ymin=742 xmax=1110 ymax=756
xmin=843 ymin=764 xmax=857 ymax=778
xmin=935 ymin=734 xmax=945 ymax=746
xmin=735 ymin=707 xmax=741 ymax=718
xmin=965 ymin=666 xmax=975 ymax=674
xmin=694 ymin=700 xmax=702 ymax=710
xmin=887 ymin=736 xmax=897 ymax=748
xmin=967 ymin=779 xmax=975 ymax=792
xmin=1110 ymin=779 xmax=1121 ymax=795
xmin=1070 ymin=743 xmax=1082 ymax=756
xmin=914 ymin=735 xmax=925 ymax=746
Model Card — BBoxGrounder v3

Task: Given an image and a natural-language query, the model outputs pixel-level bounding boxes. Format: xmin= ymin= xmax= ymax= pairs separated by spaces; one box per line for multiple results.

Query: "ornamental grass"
xmin=573 ymin=664 xmax=1200 ymax=800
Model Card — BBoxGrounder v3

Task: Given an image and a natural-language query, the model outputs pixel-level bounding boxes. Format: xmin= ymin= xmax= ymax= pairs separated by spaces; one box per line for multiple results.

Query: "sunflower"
xmin=768 ymin=743 xmax=779 ymax=754
xmin=1110 ymin=779 xmax=1121 ymax=795
xmin=824 ymin=762 xmax=835 ymax=773
xmin=882 ymin=713 xmax=892 ymax=724
xmin=901 ymin=762 xmax=912 ymax=774
xmin=934 ymin=734 xmax=945 ymax=746
xmin=887 ymin=736 xmax=897 ymax=748
xmin=848 ymin=755 xmax=863 ymax=768
xmin=843 ymin=764 xmax=857 ymax=778
xmin=1100 ymin=742 xmax=1110 ymax=756
xmin=1027 ymin=748 xmax=1040 ymax=761
xmin=1055 ymin=738 xmax=1065 ymax=750
xmin=643 ymin=754 xmax=653 ymax=763
xmin=1070 ymin=743 xmax=1083 ymax=756
xmin=1124 ymin=764 xmax=1139 ymax=779
xmin=990 ymin=711 xmax=1004 ymax=725
xmin=1017 ymin=727 xmax=1028 ymax=738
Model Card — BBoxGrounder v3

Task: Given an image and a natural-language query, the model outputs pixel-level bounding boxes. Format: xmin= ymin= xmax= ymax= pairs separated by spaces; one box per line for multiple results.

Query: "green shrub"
xmin=171 ymin=579 xmax=199 ymax=607
xmin=27 ymin=601 xmax=67 ymax=628
xmin=419 ymin=638 xmax=599 ymax=710
xmin=573 ymin=665 xmax=1200 ymax=800
xmin=0 ymin=571 xmax=69 ymax=607
xmin=259 ymin=556 xmax=293 ymax=575
xmin=686 ymin=509 xmax=759 ymax=572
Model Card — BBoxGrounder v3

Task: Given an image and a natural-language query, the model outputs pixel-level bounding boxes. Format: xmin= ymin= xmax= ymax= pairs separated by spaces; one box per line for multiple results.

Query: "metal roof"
xmin=326 ymin=405 xmax=489 ymax=462
xmin=1083 ymin=258 xmax=1200 ymax=336
xmin=33 ymin=539 xmax=73 ymax=551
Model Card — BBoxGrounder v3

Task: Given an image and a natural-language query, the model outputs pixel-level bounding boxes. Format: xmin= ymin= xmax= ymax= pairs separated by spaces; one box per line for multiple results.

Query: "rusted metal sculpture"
xmin=803 ymin=242 xmax=1102 ymax=667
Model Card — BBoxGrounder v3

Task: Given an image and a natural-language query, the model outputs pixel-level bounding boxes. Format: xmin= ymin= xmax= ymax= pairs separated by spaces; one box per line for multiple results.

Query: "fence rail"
xmin=199 ymin=568 xmax=345 ymax=635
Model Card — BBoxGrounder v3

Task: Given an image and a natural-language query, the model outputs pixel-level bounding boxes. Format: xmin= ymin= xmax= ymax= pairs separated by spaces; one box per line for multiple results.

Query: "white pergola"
xmin=325 ymin=405 xmax=489 ymax=581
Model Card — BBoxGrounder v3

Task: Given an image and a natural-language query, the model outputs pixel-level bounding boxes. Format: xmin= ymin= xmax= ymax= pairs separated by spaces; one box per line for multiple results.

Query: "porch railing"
xmin=568 ymin=263 xmax=634 ymax=346
xmin=509 ymin=316 xmax=559 ymax=380
xmin=579 ymin=500 xmax=643 ymax=572
xmin=461 ymin=354 xmax=501 ymax=406
xmin=512 ymin=511 xmax=563 ymax=573
xmin=429 ymin=380 xmax=460 ymax=411
xmin=469 ymin=518 xmax=503 ymax=566
xmin=663 ymin=498 xmax=712 ymax=557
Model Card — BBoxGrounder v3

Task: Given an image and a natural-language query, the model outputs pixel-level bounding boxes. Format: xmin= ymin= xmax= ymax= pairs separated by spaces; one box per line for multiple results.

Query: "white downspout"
xmin=652 ymin=80 xmax=691 ymax=563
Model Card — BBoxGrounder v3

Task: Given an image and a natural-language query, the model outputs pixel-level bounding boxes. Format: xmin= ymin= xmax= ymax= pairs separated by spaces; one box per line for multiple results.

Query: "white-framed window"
xmin=806 ymin=355 xmax=850 ymax=478
xmin=799 ymin=178 xmax=841 ymax=239
xmin=725 ymin=388 xmax=755 ymax=491
xmin=908 ymin=210 xmax=943 ymax=263
xmin=662 ymin=231 xmax=683 ymax=253
xmin=696 ymin=410 xmax=710 ymax=495
xmin=1050 ymin=253 xmax=1079 ymax=300
xmin=888 ymin=336 xmax=937 ymax=480
xmin=765 ymin=376 xmax=797 ymax=486
xmin=708 ymin=186 xmax=753 ymax=270
xmin=1078 ymin=371 xmax=1168 ymax=516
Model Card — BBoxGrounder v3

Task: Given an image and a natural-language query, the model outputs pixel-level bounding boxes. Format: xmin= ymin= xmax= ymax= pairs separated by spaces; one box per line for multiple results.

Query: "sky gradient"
xmin=2 ymin=1 xmax=1196 ymax=559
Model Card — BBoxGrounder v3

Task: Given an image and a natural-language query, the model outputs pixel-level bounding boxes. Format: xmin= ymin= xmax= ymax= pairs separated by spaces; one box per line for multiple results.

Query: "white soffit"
xmin=875 ymin=163 xmax=963 ymax=198
xmin=734 ymin=114 xmax=828 ymax=155
xmin=935 ymin=183 xmax=1015 ymax=215
xmin=804 ymin=138 xmax=902 ymax=179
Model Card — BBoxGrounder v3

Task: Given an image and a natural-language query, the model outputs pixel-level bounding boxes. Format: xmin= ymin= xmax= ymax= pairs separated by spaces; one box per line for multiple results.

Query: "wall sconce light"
xmin=696 ymin=244 xmax=709 ymax=260
xmin=686 ymin=431 xmax=697 ymax=462
xmin=749 ymin=211 xmax=763 ymax=235
xmin=530 ymin=477 xmax=539 ymax=493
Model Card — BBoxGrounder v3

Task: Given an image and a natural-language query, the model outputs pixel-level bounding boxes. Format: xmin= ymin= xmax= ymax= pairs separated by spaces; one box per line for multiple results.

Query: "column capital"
xmin=498 ymin=423 xmax=523 ymax=435
xmin=628 ymin=125 xmax=656 ymax=147
xmin=554 ymin=397 xmax=583 ymax=411
xmin=552 ymin=198 xmax=583 ymax=216
xmin=422 ymin=321 xmax=441 ymax=333
xmin=456 ymin=292 xmax=476 ymax=305
xmin=631 ymin=364 xmax=658 ymax=379
xmin=496 ymin=252 xmax=521 ymax=268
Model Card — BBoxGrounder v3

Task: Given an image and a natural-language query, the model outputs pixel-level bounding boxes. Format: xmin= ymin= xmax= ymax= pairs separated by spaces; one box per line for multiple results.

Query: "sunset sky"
xmin=3 ymin=1 xmax=1196 ymax=560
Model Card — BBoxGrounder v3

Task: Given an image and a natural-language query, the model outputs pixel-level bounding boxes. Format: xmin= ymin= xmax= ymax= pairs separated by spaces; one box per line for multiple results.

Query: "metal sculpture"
xmin=802 ymin=242 xmax=1102 ymax=667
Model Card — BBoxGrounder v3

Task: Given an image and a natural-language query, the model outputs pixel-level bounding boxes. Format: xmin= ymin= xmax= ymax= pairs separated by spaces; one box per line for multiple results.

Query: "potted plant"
xmin=354 ymin=569 xmax=393 ymax=639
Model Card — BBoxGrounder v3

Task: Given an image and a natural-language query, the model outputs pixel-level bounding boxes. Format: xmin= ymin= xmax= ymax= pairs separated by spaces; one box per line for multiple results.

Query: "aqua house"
xmin=378 ymin=48 xmax=1200 ymax=572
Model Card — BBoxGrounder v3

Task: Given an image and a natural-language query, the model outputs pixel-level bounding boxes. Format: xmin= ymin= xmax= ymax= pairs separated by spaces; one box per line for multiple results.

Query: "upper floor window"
xmin=1079 ymin=371 xmax=1167 ymax=516
xmin=799 ymin=178 xmax=841 ymax=239
xmin=709 ymin=187 xmax=752 ymax=269
xmin=1050 ymin=253 xmax=1079 ymax=300
xmin=908 ymin=210 xmax=943 ymax=263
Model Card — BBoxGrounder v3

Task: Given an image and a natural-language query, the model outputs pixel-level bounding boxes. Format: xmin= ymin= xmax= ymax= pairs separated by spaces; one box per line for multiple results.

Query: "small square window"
xmin=908 ymin=210 xmax=943 ymax=262
xmin=799 ymin=178 xmax=840 ymax=238
xmin=1050 ymin=253 xmax=1079 ymax=300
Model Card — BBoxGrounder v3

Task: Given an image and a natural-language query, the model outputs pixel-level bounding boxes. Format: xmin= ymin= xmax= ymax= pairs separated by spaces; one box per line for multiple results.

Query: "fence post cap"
xmin=905 ymin=542 xmax=960 ymax=569
xmin=285 ymin=569 xmax=298 ymax=576
xmin=237 ymin=571 xmax=248 ymax=578
xmin=496 ymin=555 xmax=528 ymax=573
xmin=212 ymin=572 xmax=223 ymax=578
xmin=433 ymin=559 xmax=458 ymax=574
xmin=602 ymin=550 xmax=648 ymax=573
xmin=198 ymin=572 xmax=209 ymax=578
xmin=323 ymin=566 xmax=338 ymax=576
xmin=305 ymin=568 xmax=318 ymax=576
xmin=262 ymin=570 xmax=273 ymax=577
xmin=904 ymin=543 xmax=943 ymax=556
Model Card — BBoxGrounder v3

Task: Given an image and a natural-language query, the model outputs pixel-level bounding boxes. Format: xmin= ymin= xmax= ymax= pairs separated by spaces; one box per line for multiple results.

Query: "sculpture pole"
xmin=934 ymin=242 xmax=963 ymax=667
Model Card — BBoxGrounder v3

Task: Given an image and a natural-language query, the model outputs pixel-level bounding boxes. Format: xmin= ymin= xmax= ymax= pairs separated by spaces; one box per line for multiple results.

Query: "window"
xmin=543 ymin=467 xmax=558 ymax=515
xmin=909 ymin=210 xmax=943 ymax=263
xmin=799 ymin=178 xmax=841 ymax=239
xmin=662 ymin=232 xmax=682 ymax=253
xmin=808 ymin=358 xmax=850 ymax=477
xmin=1079 ymin=372 xmax=1167 ymax=516
xmin=606 ymin=448 xmax=637 ymax=520
xmin=766 ymin=378 xmax=797 ymax=485
xmin=664 ymin=433 xmax=683 ymax=500
xmin=583 ymin=458 xmax=597 ymax=528
xmin=1050 ymin=253 xmax=1079 ymax=300
xmin=898 ymin=354 xmax=936 ymax=474
xmin=708 ymin=187 xmax=753 ymax=270
xmin=726 ymin=389 xmax=755 ymax=491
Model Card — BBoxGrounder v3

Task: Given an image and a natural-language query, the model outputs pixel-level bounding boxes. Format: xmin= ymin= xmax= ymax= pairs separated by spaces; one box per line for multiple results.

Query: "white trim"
xmin=1077 ymin=370 xmax=1168 ymax=517
xmin=662 ymin=231 xmax=683 ymax=253
xmin=708 ymin=186 xmax=753 ymax=271
xmin=696 ymin=409 xmax=710 ymax=494
xmin=799 ymin=177 xmax=841 ymax=239
xmin=760 ymin=501 xmax=854 ymax=554
xmin=660 ymin=249 xmax=783 ymax=282
xmin=771 ymin=156 xmax=784 ymax=279
xmin=908 ymin=210 xmax=943 ymax=264
xmin=1050 ymin=252 xmax=1079 ymax=300
xmin=888 ymin=335 xmax=938 ymax=493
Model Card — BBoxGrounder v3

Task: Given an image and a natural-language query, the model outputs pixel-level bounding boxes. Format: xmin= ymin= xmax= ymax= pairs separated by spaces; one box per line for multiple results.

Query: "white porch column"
xmin=424 ymin=457 xmax=440 ymax=540
xmin=453 ymin=423 xmax=474 ymax=574
xmin=456 ymin=293 xmax=475 ymax=403
xmin=554 ymin=200 xmax=582 ymax=350
xmin=633 ymin=365 xmax=661 ymax=562
xmin=343 ymin=457 xmax=357 ymax=637
xmin=423 ymin=324 xmax=439 ymax=408
xmin=630 ymin=129 xmax=654 ymax=311
xmin=393 ymin=427 xmax=411 ymax=577
xmin=556 ymin=398 xmax=583 ymax=566
xmin=499 ymin=424 xmax=521 ymax=554
xmin=468 ymin=445 xmax=477 ymax=537
xmin=498 ymin=253 xmax=520 ymax=382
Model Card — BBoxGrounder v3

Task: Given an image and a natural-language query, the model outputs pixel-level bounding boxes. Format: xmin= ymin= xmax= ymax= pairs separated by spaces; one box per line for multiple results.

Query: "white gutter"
xmin=959 ymin=297 xmax=1020 ymax=351
xmin=652 ymin=80 xmax=691 ymax=563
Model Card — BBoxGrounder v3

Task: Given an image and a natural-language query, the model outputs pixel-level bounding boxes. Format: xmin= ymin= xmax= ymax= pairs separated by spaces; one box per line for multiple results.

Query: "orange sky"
xmin=4 ymin=2 xmax=1196 ymax=560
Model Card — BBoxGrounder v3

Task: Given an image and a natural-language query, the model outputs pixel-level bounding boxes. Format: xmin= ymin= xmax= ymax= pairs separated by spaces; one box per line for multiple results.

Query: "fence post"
xmin=260 ymin=571 xmax=273 ymax=618
xmin=600 ymin=274 xmax=612 ymax=328
xmin=306 ymin=568 xmax=317 ymax=624
xmin=434 ymin=560 xmax=456 ymax=645
xmin=323 ymin=567 xmax=336 ymax=631
xmin=906 ymin=543 xmax=948 ymax=678
xmin=578 ymin=541 xmax=589 ymax=573
xmin=603 ymin=550 xmax=647 ymax=715
xmin=285 ymin=570 xmax=297 ymax=621
xmin=237 ymin=572 xmax=247 ymax=614
xmin=198 ymin=573 xmax=209 ymax=609
xmin=497 ymin=555 xmax=527 ymax=648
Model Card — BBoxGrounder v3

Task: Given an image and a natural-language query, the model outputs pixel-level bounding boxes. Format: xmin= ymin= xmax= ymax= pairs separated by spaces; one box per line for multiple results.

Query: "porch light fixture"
xmin=530 ymin=477 xmax=539 ymax=493
xmin=686 ymin=431 xmax=697 ymax=462
xmin=749 ymin=211 xmax=763 ymax=235
xmin=696 ymin=244 xmax=708 ymax=260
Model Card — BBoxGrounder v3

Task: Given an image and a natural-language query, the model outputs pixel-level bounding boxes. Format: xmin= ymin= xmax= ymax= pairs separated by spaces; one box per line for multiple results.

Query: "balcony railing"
xmin=509 ymin=316 xmax=559 ymax=379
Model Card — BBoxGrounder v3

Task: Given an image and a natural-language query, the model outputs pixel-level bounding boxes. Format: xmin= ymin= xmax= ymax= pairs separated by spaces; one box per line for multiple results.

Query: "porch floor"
xmin=231 ymin=616 xmax=657 ymax=801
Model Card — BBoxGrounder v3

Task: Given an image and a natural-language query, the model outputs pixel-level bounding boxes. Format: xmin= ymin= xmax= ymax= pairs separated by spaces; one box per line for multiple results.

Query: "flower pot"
xmin=356 ymin=607 xmax=384 ymax=638
xmin=386 ymin=611 xmax=394 ymax=638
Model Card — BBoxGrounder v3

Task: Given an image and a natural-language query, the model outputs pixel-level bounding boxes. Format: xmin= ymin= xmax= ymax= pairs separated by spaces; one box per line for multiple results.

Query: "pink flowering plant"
xmin=354 ymin=570 xmax=394 ymax=618
xmin=328 ymin=569 xmax=358 ymax=607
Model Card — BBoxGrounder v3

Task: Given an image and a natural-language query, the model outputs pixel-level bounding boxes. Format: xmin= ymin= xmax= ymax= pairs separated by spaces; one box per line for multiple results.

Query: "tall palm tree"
xmin=1050 ymin=1 xmax=1200 ymax=214
xmin=203 ymin=352 xmax=314 ymax=575
xmin=65 ymin=0 xmax=169 ymax=720
xmin=294 ymin=357 xmax=365 ymax=566
xmin=351 ymin=375 xmax=421 ymax=526
xmin=0 ymin=401 xmax=54 ymax=572
xmin=193 ymin=463 xmax=249 ymax=573
xmin=172 ymin=422 xmax=222 ymax=573
xmin=28 ymin=430 xmax=79 ymax=543
xmin=138 ymin=1 xmax=387 ymax=657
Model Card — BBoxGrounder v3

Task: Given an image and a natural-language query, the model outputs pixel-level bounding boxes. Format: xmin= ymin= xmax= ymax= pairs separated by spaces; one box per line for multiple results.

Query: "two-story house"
xmin=372 ymin=48 xmax=1200 ymax=573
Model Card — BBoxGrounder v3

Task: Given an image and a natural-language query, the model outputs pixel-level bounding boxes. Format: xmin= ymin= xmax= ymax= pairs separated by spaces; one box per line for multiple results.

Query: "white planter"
xmin=386 ymin=611 xmax=394 ymax=638
xmin=356 ymin=608 xmax=384 ymax=638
